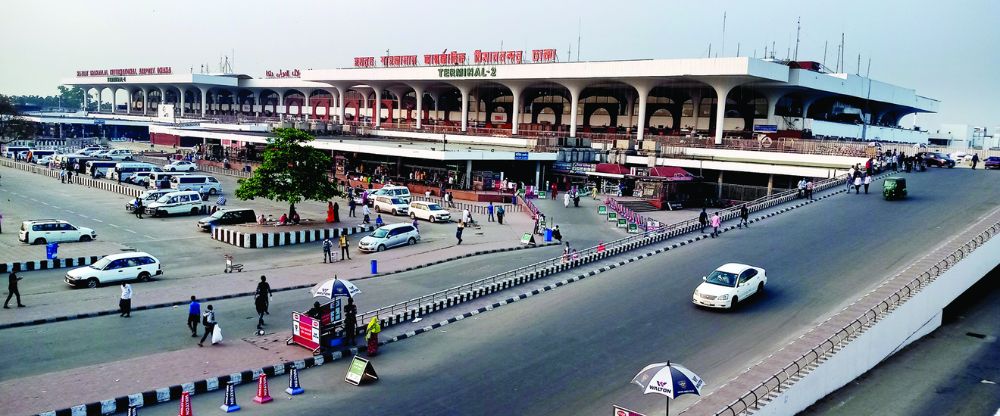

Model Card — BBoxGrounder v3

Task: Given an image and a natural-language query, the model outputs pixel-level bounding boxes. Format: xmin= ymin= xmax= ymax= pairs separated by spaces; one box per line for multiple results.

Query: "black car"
xmin=921 ymin=152 xmax=955 ymax=168
xmin=197 ymin=208 xmax=256 ymax=231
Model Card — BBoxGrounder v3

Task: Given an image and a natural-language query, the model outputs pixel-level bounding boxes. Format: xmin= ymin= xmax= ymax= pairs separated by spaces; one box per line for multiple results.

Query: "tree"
xmin=234 ymin=128 xmax=339 ymax=215
xmin=58 ymin=86 xmax=85 ymax=110
xmin=0 ymin=95 xmax=34 ymax=145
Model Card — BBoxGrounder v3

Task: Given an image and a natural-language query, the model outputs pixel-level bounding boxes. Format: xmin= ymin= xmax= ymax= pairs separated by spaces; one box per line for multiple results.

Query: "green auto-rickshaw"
xmin=883 ymin=177 xmax=907 ymax=200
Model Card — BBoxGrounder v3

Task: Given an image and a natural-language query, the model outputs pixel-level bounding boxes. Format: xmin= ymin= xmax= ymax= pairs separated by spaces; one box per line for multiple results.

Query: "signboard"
xmin=598 ymin=205 xmax=607 ymax=215
xmin=613 ymin=405 xmax=646 ymax=416
xmin=753 ymin=124 xmax=778 ymax=133
xmin=551 ymin=162 xmax=597 ymax=175
xmin=474 ymin=50 xmax=524 ymax=64
xmin=514 ymin=152 xmax=529 ymax=160
xmin=76 ymin=67 xmax=172 ymax=77
xmin=94 ymin=120 xmax=106 ymax=125
xmin=437 ymin=66 xmax=496 ymax=78
xmin=265 ymin=69 xmax=300 ymax=79
xmin=537 ymin=190 xmax=547 ymax=199
xmin=291 ymin=313 xmax=320 ymax=351
xmin=520 ymin=232 xmax=536 ymax=245
xmin=627 ymin=223 xmax=639 ymax=233
xmin=607 ymin=212 xmax=618 ymax=222
xmin=353 ymin=48 xmax=557 ymax=68
xmin=158 ymin=104 xmax=175 ymax=123
xmin=345 ymin=356 xmax=379 ymax=386
xmin=617 ymin=218 xmax=627 ymax=228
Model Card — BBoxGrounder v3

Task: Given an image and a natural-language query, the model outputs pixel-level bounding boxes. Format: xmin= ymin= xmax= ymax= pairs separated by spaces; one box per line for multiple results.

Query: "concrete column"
xmin=717 ymin=170 xmax=724 ymax=199
xmin=511 ymin=89 xmax=522 ymax=135
xmin=625 ymin=95 xmax=635 ymax=129
xmin=158 ymin=87 xmax=168 ymax=112
xmin=429 ymin=92 xmax=440 ymax=121
xmin=179 ymin=88 xmax=186 ymax=117
xmin=373 ymin=88 xmax=383 ymax=128
xmin=767 ymin=173 xmax=774 ymax=196
xmin=126 ymin=89 xmax=132 ymax=114
xmin=335 ymin=86 xmax=347 ymax=123
xmin=82 ymin=87 xmax=88 ymax=111
xmin=709 ymin=81 xmax=738 ymax=145
xmin=691 ymin=92 xmax=702 ymax=131
xmin=414 ymin=86 xmax=425 ymax=129
xmin=465 ymin=160 xmax=472 ymax=189
xmin=111 ymin=88 xmax=118 ymax=113
xmin=254 ymin=91 xmax=261 ymax=117
xmin=200 ymin=87 xmax=208 ymax=117
xmin=802 ymin=97 xmax=817 ymax=119
xmin=278 ymin=92 xmax=285 ymax=120
xmin=567 ymin=85 xmax=582 ymax=138
xmin=630 ymin=82 xmax=653 ymax=143
xmin=765 ymin=91 xmax=785 ymax=126
xmin=535 ymin=161 xmax=541 ymax=190
xmin=301 ymin=89 xmax=313 ymax=120
xmin=142 ymin=90 xmax=148 ymax=115
xmin=458 ymin=86 xmax=471 ymax=132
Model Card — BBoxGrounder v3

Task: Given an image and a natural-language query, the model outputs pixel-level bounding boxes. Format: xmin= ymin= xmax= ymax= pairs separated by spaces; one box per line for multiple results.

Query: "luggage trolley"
xmin=223 ymin=254 xmax=243 ymax=273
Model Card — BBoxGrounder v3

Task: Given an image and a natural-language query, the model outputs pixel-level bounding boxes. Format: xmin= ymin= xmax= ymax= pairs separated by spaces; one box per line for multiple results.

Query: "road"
xmin=128 ymin=169 xmax=1000 ymax=416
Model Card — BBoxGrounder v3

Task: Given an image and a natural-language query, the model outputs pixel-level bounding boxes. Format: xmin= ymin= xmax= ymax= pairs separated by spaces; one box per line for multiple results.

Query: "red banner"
xmin=291 ymin=312 xmax=320 ymax=351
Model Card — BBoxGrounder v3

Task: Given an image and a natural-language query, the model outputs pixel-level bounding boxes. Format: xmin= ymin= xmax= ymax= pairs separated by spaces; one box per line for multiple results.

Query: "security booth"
xmin=287 ymin=298 xmax=345 ymax=354
xmin=587 ymin=163 xmax=635 ymax=195
xmin=630 ymin=166 xmax=702 ymax=209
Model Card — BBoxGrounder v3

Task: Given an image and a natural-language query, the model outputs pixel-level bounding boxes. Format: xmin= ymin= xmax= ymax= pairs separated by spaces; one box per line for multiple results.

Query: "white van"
xmin=408 ymin=201 xmax=451 ymax=223
xmin=86 ymin=160 xmax=120 ymax=178
xmin=148 ymin=171 xmax=192 ymax=189
xmin=104 ymin=149 xmax=134 ymax=161
xmin=145 ymin=191 xmax=207 ymax=217
xmin=111 ymin=162 xmax=160 ymax=182
xmin=170 ymin=175 xmax=223 ymax=195
xmin=19 ymin=219 xmax=97 ymax=245
xmin=372 ymin=185 xmax=412 ymax=203
xmin=126 ymin=189 xmax=174 ymax=212
xmin=373 ymin=195 xmax=409 ymax=216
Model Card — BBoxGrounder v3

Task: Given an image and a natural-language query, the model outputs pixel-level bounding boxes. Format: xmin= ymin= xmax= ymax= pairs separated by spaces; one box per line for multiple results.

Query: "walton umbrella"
xmin=632 ymin=361 xmax=705 ymax=415
xmin=310 ymin=276 xmax=361 ymax=299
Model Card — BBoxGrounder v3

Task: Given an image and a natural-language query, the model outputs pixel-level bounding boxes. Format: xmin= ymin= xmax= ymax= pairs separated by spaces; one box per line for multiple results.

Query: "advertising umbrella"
xmin=631 ymin=361 xmax=705 ymax=415
xmin=310 ymin=276 xmax=361 ymax=299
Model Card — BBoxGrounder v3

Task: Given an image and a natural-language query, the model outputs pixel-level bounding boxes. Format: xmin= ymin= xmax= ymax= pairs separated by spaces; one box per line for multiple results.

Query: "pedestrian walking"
xmin=4 ymin=272 xmax=24 ymax=308
xmin=365 ymin=317 xmax=381 ymax=356
xmin=256 ymin=276 xmax=272 ymax=315
xmin=591 ymin=186 xmax=598 ymax=200
xmin=60 ymin=168 xmax=66 ymax=184
xmin=333 ymin=202 xmax=340 ymax=222
xmin=134 ymin=197 xmax=144 ymax=219
xmin=551 ymin=183 xmax=558 ymax=200
xmin=66 ymin=169 xmax=73 ymax=184
xmin=456 ymin=221 xmax=465 ymax=244
xmin=198 ymin=305 xmax=216 ymax=347
xmin=348 ymin=198 xmax=357 ymax=218
xmin=496 ymin=205 xmax=505 ymax=225
xmin=487 ymin=202 xmax=495 ymax=222
xmin=339 ymin=234 xmax=351 ymax=261
xmin=710 ymin=212 xmax=721 ymax=238
xmin=563 ymin=192 xmax=570 ymax=208
xmin=362 ymin=204 xmax=371 ymax=224
xmin=853 ymin=175 xmax=862 ymax=194
xmin=552 ymin=225 xmax=563 ymax=242
xmin=255 ymin=289 xmax=267 ymax=329
xmin=187 ymin=296 xmax=200 ymax=337
xmin=797 ymin=178 xmax=807 ymax=198
xmin=806 ymin=180 xmax=815 ymax=200
xmin=573 ymin=193 xmax=580 ymax=207
xmin=863 ymin=174 xmax=872 ymax=194
xmin=738 ymin=204 xmax=749 ymax=228
xmin=699 ymin=208 xmax=708 ymax=233
xmin=462 ymin=209 xmax=471 ymax=225
xmin=343 ymin=297 xmax=358 ymax=346
xmin=322 ymin=237 xmax=333 ymax=263
xmin=847 ymin=167 xmax=856 ymax=190
xmin=119 ymin=283 xmax=132 ymax=317
xmin=971 ymin=153 xmax=980 ymax=170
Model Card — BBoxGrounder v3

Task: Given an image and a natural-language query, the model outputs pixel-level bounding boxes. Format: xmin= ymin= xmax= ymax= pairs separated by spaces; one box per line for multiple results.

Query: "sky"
xmin=2 ymin=0 xmax=997 ymax=132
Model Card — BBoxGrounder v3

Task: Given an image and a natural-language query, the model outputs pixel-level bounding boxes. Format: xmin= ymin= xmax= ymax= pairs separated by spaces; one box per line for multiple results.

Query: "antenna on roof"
xmin=793 ymin=17 xmax=800 ymax=61
xmin=736 ymin=42 xmax=740 ymax=57
xmin=577 ymin=17 xmax=582 ymax=61
xmin=822 ymin=40 xmax=828 ymax=68
xmin=721 ymin=11 xmax=727 ymax=57
xmin=707 ymin=43 xmax=712 ymax=58
xmin=771 ymin=41 xmax=776 ymax=59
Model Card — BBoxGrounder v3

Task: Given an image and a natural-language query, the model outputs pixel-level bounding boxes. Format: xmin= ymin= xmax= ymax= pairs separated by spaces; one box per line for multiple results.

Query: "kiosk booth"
xmin=288 ymin=277 xmax=361 ymax=354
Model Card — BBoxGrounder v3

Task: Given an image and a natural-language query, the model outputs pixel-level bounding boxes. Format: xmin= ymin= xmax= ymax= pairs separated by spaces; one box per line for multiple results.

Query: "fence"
xmin=355 ymin=172 xmax=853 ymax=332
xmin=712 ymin=183 xmax=792 ymax=203
xmin=409 ymin=195 xmax=521 ymax=216
xmin=135 ymin=155 xmax=253 ymax=179
xmin=706 ymin=216 xmax=1000 ymax=416
xmin=0 ymin=158 xmax=145 ymax=198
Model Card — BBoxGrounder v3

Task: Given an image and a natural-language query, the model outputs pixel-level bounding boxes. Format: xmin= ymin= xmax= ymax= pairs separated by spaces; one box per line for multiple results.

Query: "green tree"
xmin=234 ymin=128 xmax=339 ymax=216
xmin=58 ymin=86 xmax=85 ymax=110
xmin=0 ymin=95 xmax=34 ymax=145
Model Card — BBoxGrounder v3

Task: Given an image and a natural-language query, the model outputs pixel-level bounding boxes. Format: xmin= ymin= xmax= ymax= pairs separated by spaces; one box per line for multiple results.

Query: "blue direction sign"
xmin=94 ymin=120 xmax=106 ymax=125
xmin=514 ymin=152 xmax=529 ymax=160
xmin=752 ymin=124 xmax=777 ymax=133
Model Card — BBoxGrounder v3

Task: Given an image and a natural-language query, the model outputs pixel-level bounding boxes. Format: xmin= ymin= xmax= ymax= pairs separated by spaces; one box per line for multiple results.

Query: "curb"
xmin=0 ymin=255 xmax=102 ymax=274
xmin=37 ymin=183 xmax=846 ymax=416
xmin=0 ymin=242 xmax=557 ymax=331
xmin=211 ymin=225 xmax=375 ymax=249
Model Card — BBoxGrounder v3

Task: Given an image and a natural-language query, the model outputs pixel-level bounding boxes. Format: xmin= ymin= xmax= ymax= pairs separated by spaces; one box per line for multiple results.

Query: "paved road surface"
xmin=130 ymin=169 xmax=1000 ymax=415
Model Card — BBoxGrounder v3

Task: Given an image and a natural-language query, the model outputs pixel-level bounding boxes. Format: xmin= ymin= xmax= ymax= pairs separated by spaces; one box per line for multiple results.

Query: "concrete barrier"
xmin=211 ymin=225 xmax=373 ymax=248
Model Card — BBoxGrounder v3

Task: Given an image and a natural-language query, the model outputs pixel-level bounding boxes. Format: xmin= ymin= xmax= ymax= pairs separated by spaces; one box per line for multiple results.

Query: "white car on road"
xmin=19 ymin=219 xmax=97 ymax=245
xmin=164 ymin=160 xmax=198 ymax=172
xmin=408 ymin=201 xmax=451 ymax=223
xmin=358 ymin=223 xmax=420 ymax=252
xmin=65 ymin=252 xmax=162 ymax=288
xmin=692 ymin=263 xmax=767 ymax=310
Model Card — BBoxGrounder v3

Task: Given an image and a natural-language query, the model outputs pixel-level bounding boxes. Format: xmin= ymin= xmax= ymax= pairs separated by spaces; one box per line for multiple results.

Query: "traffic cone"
xmin=285 ymin=366 xmax=304 ymax=395
xmin=220 ymin=381 xmax=241 ymax=412
xmin=126 ymin=405 xmax=139 ymax=416
xmin=177 ymin=391 xmax=193 ymax=416
xmin=252 ymin=374 xmax=273 ymax=404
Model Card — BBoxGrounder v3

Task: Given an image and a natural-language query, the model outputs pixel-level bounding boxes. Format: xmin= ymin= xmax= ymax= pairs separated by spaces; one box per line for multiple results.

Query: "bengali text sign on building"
xmin=353 ymin=47 xmax=558 ymax=68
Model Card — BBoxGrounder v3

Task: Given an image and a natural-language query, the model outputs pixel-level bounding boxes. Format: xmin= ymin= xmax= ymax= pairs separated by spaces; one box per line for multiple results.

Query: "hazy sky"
xmin=2 ymin=0 xmax=997 ymax=131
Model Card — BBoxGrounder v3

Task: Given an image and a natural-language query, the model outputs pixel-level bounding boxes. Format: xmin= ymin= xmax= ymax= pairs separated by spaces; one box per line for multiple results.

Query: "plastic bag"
xmin=212 ymin=324 xmax=223 ymax=344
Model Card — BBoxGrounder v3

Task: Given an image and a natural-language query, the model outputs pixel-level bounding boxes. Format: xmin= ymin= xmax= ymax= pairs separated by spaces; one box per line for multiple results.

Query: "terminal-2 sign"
xmin=438 ymin=66 xmax=497 ymax=78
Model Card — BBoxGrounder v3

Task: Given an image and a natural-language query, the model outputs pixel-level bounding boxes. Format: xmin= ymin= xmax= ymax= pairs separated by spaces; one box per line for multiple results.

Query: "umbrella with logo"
xmin=631 ymin=361 xmax=705 ymax=415
xmin=310 ymin=276 xmax=361 ymax=299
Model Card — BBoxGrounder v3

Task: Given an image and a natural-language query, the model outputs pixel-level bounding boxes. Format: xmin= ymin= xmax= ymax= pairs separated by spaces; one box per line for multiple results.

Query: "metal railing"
xmin=356 ymin=173 xmax=851 ymax=329
xmin=708 ymin=217 xmax=1000 ymax=416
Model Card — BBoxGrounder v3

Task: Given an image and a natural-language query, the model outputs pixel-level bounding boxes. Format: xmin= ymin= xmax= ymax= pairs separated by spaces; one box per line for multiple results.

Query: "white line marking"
xmin=29 ymin=198 xmax=38 ymax=202
xmin=92 ymin=219 xmax=103 ymax=223
xmin=77 ymin=214 xmax=87 ymax=218
xmin=65 ymin=210 xmax=75 ymax=214
xmin=52 ymin=205 xmax=61 ymax=209
xmin=41 ymin=201 xmax=49 ymax=205
xmin=143 ymin=235 xmax=155 ymax=239
xmin=125 ymin=229 xmax=137 ymax=234
xmin=109 ymin=223 xmax=120 ymax=228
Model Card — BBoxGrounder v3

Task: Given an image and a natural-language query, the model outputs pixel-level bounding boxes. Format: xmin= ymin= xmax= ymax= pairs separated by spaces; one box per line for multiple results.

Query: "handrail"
xmin=355 ymin=172 xmax=850 ymax=328
xmin=707 ymin=217 xmax=1000 ymax=416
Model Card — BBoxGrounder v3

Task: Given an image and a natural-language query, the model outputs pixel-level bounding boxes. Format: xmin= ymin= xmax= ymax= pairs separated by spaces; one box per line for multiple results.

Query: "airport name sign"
xmin=76 ymin=67 xmax=173 ymax=77
xmin=353 ymin=48 xmax=558 ymax=68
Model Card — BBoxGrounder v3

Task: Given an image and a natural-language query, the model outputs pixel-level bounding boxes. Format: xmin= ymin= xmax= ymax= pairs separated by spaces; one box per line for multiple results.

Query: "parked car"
xmin=373 ymin=195 xmax=409 ymax=216
xmin=169 ymin=175 xmax=223 ymax=195
xmin=408 ymin=201 xmax=451 ymax=223
xmin=65 ymin=252 xmax=162 ymax=288
xmin=164 ymin=160 xmax=198 ymax=172
xmin=36 ymin=155 xmax=55 ymax=165
xmin=110 ymin=162 xmax=161 ymax=182
xmin=692 ymin=263 xmax=767 ymax=310
xmin=104 ymin=149 xmax=134 ymax=161
xmin=371 ymin=185 xmax=412 ymax=203
xmin=197 ymin=208 xmax=257 ymax=231
xmin=358 ymin=223 xmax=420 ymax=252
xmin=126 ymin=189 xmax=175 ymax=212
xmin=922 ymin=152 xmax=955 ymax=168
xmin=984 ymin=156 xmax=1000 ymax=170
xmin=145 ymin=191 xmax=207 ymax=217
xmin=129 ymin=171 xmax=157 ymax=187
xmin=19 ymin=219 xmax=97 ymax=245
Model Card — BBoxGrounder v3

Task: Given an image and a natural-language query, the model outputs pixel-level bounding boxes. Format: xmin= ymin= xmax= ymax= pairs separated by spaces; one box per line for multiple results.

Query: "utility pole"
xmin=862 ymin=57 xmax=872 ymax=140
xmin=793 ymin=17 xmax=800 ymax=61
